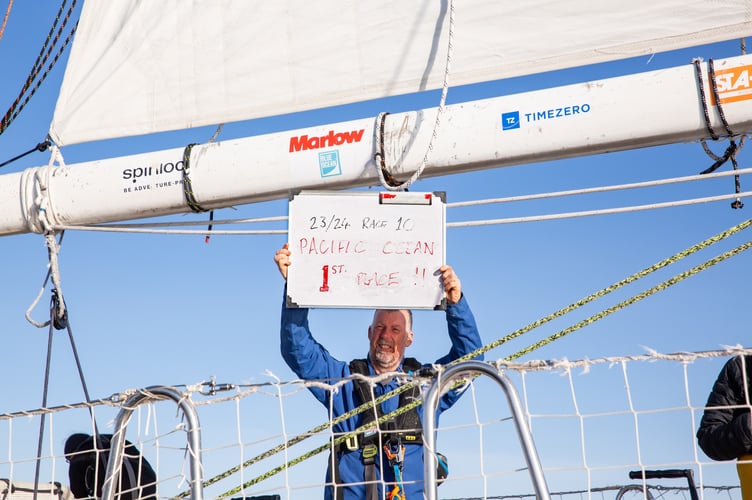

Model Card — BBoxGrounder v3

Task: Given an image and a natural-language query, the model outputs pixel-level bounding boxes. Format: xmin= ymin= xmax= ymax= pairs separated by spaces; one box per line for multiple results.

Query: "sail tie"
xmin=373 ymin=112 xmax=404 ymax=189
xmin=182 ymin=123 xmax=224 ymax=242
xmin=373 ymin=0 xmax=455 ymax=192
xmin=693 ymin=57 xmax=745 ymax=209
xmin=181 ymin=143 xmax=209 ymax=213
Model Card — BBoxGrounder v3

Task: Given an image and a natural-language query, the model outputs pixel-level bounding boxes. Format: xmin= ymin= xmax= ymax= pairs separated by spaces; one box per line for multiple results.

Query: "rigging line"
xmin=0 ymin=398 xmax=114 ymax=421
xmin=493 ymin=347 xmax=752 ymax=374
xmin=447 ymin=191 xmax=752 ymax=228
xmin=447 ymin=168 xmax=752 ymax=208
xmin=56 ymin=190 xmax=752 ymax=236
xmin=0 ymin=0 xmax=77 ymax=134
xmin=203 ymin=219 xmax=752 ymax=496
xmin=51 ymin=168 xmax=752 ymax=234
xmin=376 ymin=0 xmax=455 ymax=191
xmin=4 ymin=20 xmax=77 ymax=130
xmin=203 ymin=219 xmax=752 ymax=497
xmin=237 ymin=239 xmax=752 ymax=497
xmin=88 ymin=215 xmax=289 ymax=229
xmin=506 ymin=239 xmax=752 ymax=361
xmin=25 ymin=231 xmax=65 ymax=328
xmin=280 ymin=241 xmax=752 ymax=493
xmin=178 ymin=379 xmax=432 ymax=496
xmin=29 ymin=0 xmax=71 ymax=85
xmin=0 ymin=0 xmax=12 ymax=42
xmin=693 ymin=58 xmax=718 ymax=141
xmin=452 ymin=217 xmax=752 ymax=365
xmin=442 ymin=483 xmax=738 ymax=500
xmin=34 ymin=298 xmax=58 ymax=495
xmin=30 ymin=0 xmax=77 ymax=88
xmin=50 ymin=225 xmax=288 ymax=236
xmin=0 ymin=139 xmax=50 ymax=169
xmin=707 ymin=58 xmax=734 ymax=137
xmin=693 ymin=56 xmax=748 ymax=207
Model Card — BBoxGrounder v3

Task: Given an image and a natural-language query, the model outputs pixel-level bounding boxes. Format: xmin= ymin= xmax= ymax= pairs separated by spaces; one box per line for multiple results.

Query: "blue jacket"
xmin=280 ymin=290 xmax=483 ymax=500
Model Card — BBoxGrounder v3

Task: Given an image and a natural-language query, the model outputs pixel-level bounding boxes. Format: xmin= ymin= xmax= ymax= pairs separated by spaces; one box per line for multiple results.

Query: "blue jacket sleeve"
xmin=432 ymin=293 xmax=483 ymax=412
xmin=435 ymin=292 xmax=483 ymax=366
xmin=279 ymin=287 xmax=348 ymax=407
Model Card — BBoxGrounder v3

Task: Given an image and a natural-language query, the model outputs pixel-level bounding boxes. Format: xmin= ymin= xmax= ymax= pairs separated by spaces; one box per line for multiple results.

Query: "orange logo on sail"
xmin=710 ymin=64 xmax=752 ymax=105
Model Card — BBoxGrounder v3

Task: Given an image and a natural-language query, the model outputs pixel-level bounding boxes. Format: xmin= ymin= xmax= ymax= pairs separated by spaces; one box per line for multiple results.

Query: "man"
xmin=274 ymin=243 xmax=483 ymax=500
xmin=696 ymin=354 xmax=752 ymax=498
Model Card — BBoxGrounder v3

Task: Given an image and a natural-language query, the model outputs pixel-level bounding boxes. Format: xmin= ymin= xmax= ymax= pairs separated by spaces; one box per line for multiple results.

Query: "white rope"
xmin=447 ymin=191 xmax=752 ymax=228
xmin=566 ymin=366 xmax=592 ymax=498
xmin=621 ymin=361 xmax=643 ymax=471
xmin=493 ymin=347 xmax=752 ymax=374
xmin=48 ymin=225 xmax=288 ymax=235
xmin=23 ymin=146 xmax=68 ymax=326
xmin=686 ymin=360 xmax=706 ymax=494
xmin=44 ymin=169 xmax=752 ymax=235
xmin=234 ymin=390 xmax=246 ymax=496
xmin=7 ymin=420 xmax=14 ymax=483
xmin=45 ymin=190 xmax=752 ymax=235
xmin=24 ymin=276 xmax=51 ymax=328
xmin=268 ymin=371 xmax=293 ymax=498
xmin=44 ymin=232 xmax=65 ymax=322
xmin=208 ymin=124 xmax=224 ymax=143
xmin=376 ymin=0 xmax=454 ymax=191
xmin=84 ymin=215 xmax=288 ymax=229
xmin=447 ymin=167 xmax=752 ymax=208
xmin=1 ymin=348 xmax=748 ymax=499
xmin=24 ymin=231 xmax=66 ymax=328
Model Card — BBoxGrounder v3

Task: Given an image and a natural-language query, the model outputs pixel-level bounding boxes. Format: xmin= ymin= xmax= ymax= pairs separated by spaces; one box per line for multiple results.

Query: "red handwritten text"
xmin=299 ymin=238 xmax=366 ymax=255
xmin=381 ymin=240 xmax=435 ymax=255
xmin=357 ymin=271 xmax=400 ymax=287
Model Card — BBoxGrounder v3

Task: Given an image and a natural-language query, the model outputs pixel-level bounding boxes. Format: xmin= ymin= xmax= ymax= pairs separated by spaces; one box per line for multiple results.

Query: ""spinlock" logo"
xmin=289 ymin=129 xmax=365 ymax=152
xmin=711 ymin=63 xmax=752 ymax=105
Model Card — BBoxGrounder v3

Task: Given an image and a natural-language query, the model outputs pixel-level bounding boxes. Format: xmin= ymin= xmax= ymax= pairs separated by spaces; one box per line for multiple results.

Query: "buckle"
xmin=344 ymin=434 xmax=358 ymax=452
xmin=362 ymin=444 xmax=378 ymax=462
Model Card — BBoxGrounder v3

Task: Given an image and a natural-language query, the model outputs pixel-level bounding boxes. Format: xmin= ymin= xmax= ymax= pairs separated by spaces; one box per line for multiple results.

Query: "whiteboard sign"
xmin=287 ymin=190 xmax=446 ymax=309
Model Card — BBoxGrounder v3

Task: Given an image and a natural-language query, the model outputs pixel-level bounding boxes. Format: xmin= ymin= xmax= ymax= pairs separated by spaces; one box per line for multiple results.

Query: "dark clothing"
xmin=697 ymin=355 xmax=752 ymax=461
xmin=280 ymin=291 xmax=483 ymax=500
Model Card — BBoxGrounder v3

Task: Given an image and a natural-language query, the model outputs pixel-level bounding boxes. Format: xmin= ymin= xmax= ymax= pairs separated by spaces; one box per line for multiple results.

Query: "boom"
xmin=2 ymin=55 xmax=751 ymax=236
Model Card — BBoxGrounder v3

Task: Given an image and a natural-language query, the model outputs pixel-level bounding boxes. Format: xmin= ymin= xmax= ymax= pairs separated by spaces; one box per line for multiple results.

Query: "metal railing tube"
xmin=422 ymin=360 xmax=550 ymax=500
xmin=101 ymin=386 xmax=204 ymax=500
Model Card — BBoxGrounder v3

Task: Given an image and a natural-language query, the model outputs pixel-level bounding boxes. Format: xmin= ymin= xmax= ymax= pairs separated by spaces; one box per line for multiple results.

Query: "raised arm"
xmin=436 ymin=265 xmax=483 ymax=365
xmin=275 ymin=243 xmax=347 ymax=406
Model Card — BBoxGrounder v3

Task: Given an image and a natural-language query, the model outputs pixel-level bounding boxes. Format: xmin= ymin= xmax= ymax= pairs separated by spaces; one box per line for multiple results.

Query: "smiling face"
xmin=367 ymin=309 xmax=414 ymax=374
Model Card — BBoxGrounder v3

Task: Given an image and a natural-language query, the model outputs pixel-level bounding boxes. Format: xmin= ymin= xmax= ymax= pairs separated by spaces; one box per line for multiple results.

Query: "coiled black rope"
xmin=693 ymin=57 xmax=744 ymax=209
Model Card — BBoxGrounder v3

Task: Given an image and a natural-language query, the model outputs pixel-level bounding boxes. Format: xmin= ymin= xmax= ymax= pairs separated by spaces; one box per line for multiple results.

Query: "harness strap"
xmin=349 ymin=358 xmax=424 ymax=442
xmin=339 ymin=358 xmax=423 ymax=500
xmin=364 ymin=443 xmax=379 ymax=500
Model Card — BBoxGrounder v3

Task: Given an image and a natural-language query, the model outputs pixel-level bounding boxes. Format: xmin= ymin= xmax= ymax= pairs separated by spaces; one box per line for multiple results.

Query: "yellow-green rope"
xmin=182 ymin=219 xmax=751 ymax=499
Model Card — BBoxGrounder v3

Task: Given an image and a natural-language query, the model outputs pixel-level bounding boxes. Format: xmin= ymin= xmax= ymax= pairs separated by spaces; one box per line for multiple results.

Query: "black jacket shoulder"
xmin=697 ymin=355 xmax=752 ymax=461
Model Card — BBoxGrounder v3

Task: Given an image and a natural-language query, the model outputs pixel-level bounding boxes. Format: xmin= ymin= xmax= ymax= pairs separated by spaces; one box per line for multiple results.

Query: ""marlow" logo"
xmin=289 ymin=129 xmax=365 ymax=152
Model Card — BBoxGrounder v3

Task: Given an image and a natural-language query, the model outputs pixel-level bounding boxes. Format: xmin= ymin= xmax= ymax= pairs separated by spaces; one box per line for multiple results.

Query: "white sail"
xmin=49 ymin=0 xmax=752 ymax=146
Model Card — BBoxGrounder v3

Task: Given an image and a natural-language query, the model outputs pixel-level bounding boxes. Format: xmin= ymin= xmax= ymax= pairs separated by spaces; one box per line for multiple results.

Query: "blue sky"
xmin=0 ymin=2 xmax=750 ymax=498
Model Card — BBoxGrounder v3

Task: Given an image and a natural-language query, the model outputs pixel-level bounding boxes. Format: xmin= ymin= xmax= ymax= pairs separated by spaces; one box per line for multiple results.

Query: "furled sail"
xmin=49 ymin=0 xmax=752 ymax=146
